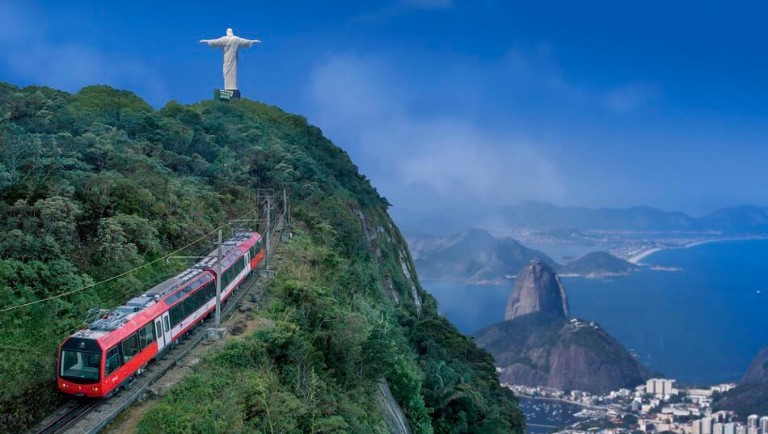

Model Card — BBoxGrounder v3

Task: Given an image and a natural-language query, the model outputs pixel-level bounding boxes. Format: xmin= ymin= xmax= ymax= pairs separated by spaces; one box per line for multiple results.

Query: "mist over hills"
xmin=394 ymin=201 xmax=768 ymax=236
xmin=409 ymin=228 xmax=558 ymax=282
xmin=408 ymin=228 xmax=637 ymax=282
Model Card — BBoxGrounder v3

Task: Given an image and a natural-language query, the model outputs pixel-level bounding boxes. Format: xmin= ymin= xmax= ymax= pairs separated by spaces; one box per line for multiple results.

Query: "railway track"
xmin=37 ymin=400 xmax=102 ymax=434
xmin=30 ymin=219 xmax=285 ymax=434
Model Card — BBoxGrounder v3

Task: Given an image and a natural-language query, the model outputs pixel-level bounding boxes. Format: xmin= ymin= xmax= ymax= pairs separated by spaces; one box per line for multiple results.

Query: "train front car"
xmin=57 ymin=335 xmax=105 ymax=397
xmin=57 ymin=295 xmax=168 ymax=398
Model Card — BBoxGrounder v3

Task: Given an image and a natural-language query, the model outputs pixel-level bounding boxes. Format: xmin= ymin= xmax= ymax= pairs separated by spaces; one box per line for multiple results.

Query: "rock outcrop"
xmin=472 ymin=313 xmax=648 ymax=394
xmin=505 ymin=260 xmax=569 ymax=320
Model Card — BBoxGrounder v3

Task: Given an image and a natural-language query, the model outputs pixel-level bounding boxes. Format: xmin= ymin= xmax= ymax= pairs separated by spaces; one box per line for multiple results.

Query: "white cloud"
xmin=306 ymin=54 xmax=564 ymax=208
xmin=0 ymin=0 xmax=167 ymax=105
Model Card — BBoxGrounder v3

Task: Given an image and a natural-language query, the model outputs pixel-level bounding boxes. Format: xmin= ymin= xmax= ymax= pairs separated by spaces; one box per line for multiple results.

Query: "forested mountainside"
xmin=0 ymin=83 xmax=524 ymax=433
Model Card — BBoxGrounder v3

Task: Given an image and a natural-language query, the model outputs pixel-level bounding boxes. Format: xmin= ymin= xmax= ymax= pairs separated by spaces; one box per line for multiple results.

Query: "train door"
xmin=154 ymin=317 xmax=166 ymax=351
xmin=161 ymin=312 xmax=172 ymax=345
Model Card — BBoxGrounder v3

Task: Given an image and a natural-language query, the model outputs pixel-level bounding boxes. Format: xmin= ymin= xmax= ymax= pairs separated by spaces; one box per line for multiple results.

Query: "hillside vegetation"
xmin=0 ymin=83 xmax=524 ymax=433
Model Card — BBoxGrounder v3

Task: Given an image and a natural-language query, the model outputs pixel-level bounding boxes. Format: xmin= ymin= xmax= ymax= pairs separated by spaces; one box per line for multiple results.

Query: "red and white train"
xmin=56 ymin=231 xmax=266 ymax=398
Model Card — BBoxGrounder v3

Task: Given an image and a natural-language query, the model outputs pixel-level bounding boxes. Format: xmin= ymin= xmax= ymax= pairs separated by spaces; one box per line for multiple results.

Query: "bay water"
xmin=423 ymin=239 xmax=768 ymax=385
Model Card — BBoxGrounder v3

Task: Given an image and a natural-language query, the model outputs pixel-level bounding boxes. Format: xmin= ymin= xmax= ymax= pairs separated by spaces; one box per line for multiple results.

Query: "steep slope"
xmin=560 ymin=251 xmax=638 ymax=277
xmin=409 ymin=228 xmax=557 ymax=283
xmin=0 ymin=84 xmax=524 ymax=433
xmin=715 ymin=347 xmax=768 ymax=416
xmin=505 ymin=260 xmax=569 ymax=320
xmin=741 ymin=346 xmax=768 ymax=384
xmin=472 ymin=313 xmax=648 ymax=394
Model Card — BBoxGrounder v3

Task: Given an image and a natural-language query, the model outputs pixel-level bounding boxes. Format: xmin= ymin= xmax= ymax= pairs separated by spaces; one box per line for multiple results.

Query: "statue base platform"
xmin=214 ymin=89 xmax=241 ymax=101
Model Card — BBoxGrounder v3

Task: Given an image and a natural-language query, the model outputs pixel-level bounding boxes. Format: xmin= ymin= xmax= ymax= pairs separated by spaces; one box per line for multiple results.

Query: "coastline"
xmin=627 ymin=236 xmax=768 ymax=265
xmin=627 ymin=248 xmax=663 ymax=264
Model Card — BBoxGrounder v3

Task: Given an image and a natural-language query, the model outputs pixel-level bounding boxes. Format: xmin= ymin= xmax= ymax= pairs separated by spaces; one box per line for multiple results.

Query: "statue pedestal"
xmin=214 ymin=89 xmax=241 ymax=101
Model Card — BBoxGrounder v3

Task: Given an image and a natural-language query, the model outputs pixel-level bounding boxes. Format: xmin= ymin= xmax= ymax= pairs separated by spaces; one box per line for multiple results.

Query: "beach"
xmin=628 ymin=248 xmax=663 ymax=264
xmin=627 ymin=237 xmax=768 ymax=265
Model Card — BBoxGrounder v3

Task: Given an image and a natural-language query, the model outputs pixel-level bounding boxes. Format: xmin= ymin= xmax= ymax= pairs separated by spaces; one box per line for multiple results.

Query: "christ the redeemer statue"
xmin=200 ymin=28 xmax=260 ymax=91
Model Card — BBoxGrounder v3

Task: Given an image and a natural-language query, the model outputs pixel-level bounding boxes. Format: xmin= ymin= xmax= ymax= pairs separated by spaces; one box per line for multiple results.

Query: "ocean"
xmin=423 ymin=239 xmax=768 ymax=385
xmin=518 ymin=397 xmax=585 ymax=434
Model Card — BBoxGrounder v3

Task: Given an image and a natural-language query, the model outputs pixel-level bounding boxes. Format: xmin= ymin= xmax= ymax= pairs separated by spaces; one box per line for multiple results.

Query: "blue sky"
xmin=1 ymin=0 xmax=768 ymax=215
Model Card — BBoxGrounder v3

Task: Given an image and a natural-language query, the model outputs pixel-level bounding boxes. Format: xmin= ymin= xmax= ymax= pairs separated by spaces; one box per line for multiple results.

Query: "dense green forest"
xmin=0 ymin=83 xmax=524 ymax=433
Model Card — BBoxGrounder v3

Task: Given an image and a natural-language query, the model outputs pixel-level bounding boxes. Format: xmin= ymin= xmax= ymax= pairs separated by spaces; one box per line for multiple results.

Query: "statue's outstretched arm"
xmin=237 ymin=37 xmax=261 ymax=48
xmin=201 ymin=37 xmax=228 ymax=47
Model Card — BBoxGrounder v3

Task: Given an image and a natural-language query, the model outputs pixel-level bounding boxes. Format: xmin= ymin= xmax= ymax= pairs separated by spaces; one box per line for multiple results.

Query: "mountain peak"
xmin=504 ymin=260 xmax=569 ymax=320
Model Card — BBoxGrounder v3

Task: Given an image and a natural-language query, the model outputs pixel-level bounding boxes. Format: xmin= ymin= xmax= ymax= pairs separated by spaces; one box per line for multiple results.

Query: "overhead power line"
xmin=0 ymin=207 xmax=260 ymax=314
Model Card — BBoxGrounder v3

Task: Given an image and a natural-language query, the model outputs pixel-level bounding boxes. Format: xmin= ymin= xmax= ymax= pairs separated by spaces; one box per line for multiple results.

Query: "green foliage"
xmin=0 ymin=83 xmax=523 ymax=433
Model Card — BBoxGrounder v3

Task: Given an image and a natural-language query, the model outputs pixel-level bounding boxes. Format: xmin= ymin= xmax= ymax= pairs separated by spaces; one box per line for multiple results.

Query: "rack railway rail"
xmin=30 ymin=213 xmax=286 ymax=434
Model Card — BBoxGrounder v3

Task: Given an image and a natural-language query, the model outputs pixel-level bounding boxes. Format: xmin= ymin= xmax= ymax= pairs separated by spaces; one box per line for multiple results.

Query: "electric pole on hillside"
xmin=266 ymin=193 xmax=271 ymax=270
xmin=282 ymin=187 xmax=290 ymax=240
xmin=255 ymin=188 xmax=291 ymax=275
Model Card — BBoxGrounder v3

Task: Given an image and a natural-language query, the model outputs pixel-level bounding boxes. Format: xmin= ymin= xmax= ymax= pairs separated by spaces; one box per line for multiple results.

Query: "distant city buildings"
xmin=646 ymin=378 xmax=678 ymax=398
xmin=505 ymin=378 xmax=752 ymax=434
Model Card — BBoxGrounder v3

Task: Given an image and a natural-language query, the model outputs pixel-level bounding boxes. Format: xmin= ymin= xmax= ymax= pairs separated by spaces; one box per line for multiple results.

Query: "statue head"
xmin=226 ymin=28 xmax=233 ymax=37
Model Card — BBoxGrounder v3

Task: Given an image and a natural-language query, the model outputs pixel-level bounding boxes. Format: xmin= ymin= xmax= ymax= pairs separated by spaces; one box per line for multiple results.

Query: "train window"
xmin=138 ymin=323 xmax=154 ymax=349
xmin=184 ymin=296 xmax=195 ymax=316
xmin=170 ymin=305 xmax=182 ymax=327
xmin=155 ymin=321 xmax=162 ymax=342
xmin=60 ymin=350 xmax=101 ymax=383
xmin=105 ymin=346 xmax=121 ymax=376
xmin=195 ymin=287 xmax=206 ymax=308
xmin=164 ymin=315 xmax=170 ymax=332
xmin=121 ymin=333 xmax=140 ymax=362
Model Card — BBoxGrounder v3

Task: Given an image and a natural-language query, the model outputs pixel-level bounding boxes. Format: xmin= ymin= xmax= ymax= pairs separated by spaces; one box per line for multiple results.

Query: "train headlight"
xmin=91 ymin=386 xmax=100 ymax=392
xmin=62 ymin=383 xmax=69 ymax=388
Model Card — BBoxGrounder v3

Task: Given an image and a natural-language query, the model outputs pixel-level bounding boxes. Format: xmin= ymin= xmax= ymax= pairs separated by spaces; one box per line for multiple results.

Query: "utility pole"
xmin=214 ymin=229 xmax=223 ymax=328
xmin=265 ymin=195 xmax=271 ymax=271
xmin=283 ymin=187 xmax=289 ymax=236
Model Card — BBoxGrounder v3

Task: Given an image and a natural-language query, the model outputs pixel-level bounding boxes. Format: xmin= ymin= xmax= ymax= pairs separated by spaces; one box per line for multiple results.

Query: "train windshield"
xmin=60 ymin=350 xmax=101 ymax=384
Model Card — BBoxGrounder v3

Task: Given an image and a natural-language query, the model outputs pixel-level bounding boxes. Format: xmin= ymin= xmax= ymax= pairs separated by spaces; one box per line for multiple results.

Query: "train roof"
xmin=195 ymin=231 xmax=259 ymax=270
xmin=64 ymin=231 xmax=262 ymax=347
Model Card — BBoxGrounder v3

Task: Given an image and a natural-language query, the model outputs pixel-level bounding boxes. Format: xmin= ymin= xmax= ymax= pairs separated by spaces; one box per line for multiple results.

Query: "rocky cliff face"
xmin=472 ymin=313 xmax=648 ymax=394
xmin=741 ymin=347 xmax=768 ymax=385
xmin=505 ymin=260 xmax=569 ymax=320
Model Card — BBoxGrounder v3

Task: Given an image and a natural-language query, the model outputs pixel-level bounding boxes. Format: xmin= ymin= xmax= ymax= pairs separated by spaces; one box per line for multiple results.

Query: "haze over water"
xmin=424 ymin=239 xmax=768 ymax=385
